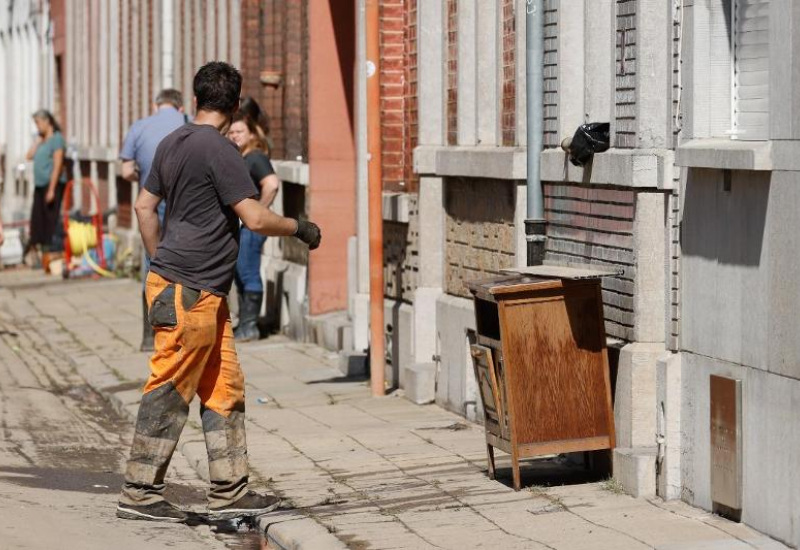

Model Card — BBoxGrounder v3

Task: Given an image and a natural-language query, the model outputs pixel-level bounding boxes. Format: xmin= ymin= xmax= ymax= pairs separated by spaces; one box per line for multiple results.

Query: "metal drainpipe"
xmin=526 ymin=0 xmax=546 ymax=266
xmin=366 ymin=0 xmax=385 ymax=397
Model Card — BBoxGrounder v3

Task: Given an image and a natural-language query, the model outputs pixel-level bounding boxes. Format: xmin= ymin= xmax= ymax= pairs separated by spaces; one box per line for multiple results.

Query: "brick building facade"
xmin=6 ymin=4 xmax=798 ymax=545
xmin=353 ymin=0 xmax=680 ymax=523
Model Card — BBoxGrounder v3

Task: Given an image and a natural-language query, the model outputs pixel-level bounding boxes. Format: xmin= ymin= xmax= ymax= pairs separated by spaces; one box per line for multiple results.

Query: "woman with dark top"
xmin=227 ymin=111 xmax=280 ymax=341
xmin=25 ymin=109 xmax=66 ymax=272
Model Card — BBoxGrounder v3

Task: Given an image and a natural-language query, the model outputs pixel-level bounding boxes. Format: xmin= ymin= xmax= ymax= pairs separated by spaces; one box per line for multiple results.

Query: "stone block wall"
xmin=672 ymin=0 xmax=682 ymax=147
xmin=281 ymin=182 xmax=309 ymax=266
xmin=444 ymin=178 xmax=516 ymax=299
xmin=543 ymin=0 xmax=559 ymax=148
xmin=669 ymin=1 xmax=682 ymax=350
xmin=615 ymin=0 xmax=637 ymax=148
xmin=384 ymin=195 xmax=419 ymax=304
xmin=543 ymin=182 xmax=637 ymax=340
xmin=668 ymin=189 xmax=680 ymax=351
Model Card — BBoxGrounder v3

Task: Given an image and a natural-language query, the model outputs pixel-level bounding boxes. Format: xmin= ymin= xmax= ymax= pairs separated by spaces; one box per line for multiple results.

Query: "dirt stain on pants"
xmin=120 ymin=271 xmax=248 ymax=509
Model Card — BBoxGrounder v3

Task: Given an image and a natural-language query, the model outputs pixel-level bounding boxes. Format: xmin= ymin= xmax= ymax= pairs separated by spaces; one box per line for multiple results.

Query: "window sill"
xmin=414 ymin=146 xmax=526 ymax=180
xmin=271 ymin=160 xmax=309 ymax=186
xmin=540 ymin=148 xmax=675 ymax=190
xmin=675 ymin=139 xmax=772 ymax=171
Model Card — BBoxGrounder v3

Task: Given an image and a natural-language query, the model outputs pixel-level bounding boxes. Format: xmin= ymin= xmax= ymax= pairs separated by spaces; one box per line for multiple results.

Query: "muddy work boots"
xmin=234 ymin=292 xmax=262 ymax=342
xmin=140 ymin=291 xmax=155 ymax=352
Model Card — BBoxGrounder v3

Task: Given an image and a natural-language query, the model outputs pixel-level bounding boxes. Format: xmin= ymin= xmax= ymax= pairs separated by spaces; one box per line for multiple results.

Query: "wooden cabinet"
xmin=466 ymin=267 xmax=616 ymax=490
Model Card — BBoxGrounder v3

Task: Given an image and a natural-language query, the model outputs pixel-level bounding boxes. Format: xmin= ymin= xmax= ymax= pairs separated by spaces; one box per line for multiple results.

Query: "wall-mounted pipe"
xmin=526 ymin=0 xmax=546 ymax=266
xmin=366 ymin=0 xmax=385 ymax=397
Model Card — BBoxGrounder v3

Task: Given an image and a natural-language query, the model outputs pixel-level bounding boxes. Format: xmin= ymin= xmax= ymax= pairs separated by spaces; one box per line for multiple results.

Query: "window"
xmin=732 ymin=0 xmax=770 ymax=140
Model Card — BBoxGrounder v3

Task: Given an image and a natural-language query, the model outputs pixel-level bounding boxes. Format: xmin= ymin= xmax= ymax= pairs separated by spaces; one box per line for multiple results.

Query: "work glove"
xmin=294 ymin=219 xmax=321 ymax=250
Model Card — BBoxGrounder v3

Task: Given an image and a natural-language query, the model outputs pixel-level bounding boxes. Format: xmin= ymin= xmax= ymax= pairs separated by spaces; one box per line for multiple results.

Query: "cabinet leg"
xmin=486 ymin=444 xmax=496 ymax=480
xmin=511 ymin=451 xmax=521 ymax=491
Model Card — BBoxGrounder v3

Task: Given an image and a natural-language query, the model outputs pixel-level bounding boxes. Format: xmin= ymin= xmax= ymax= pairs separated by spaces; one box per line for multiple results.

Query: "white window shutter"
xmin=734 ymin=0 xmax=770 ymax=140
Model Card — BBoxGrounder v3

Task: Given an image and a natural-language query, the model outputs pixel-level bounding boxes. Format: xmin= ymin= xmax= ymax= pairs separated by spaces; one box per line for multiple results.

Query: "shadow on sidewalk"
xmin=489 ymin=455 xmax=608 ymax=491
xmin=305 ymin=375 xmax=368 ymax=385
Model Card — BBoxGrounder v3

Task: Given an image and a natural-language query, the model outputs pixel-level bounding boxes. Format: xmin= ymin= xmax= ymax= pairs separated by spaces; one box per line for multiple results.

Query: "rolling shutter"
xmin=734 ymin=0 xmax=770 ymax=140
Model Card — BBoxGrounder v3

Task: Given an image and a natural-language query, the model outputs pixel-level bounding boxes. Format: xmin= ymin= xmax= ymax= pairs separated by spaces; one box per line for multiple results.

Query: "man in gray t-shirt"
xmin=120 ymin=89 xmax=186 ymax=352
xmin=117 ymin=62 xmax=321 ymax=525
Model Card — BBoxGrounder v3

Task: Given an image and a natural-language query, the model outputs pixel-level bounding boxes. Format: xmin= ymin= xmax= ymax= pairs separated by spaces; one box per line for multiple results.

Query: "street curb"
xmin=262 ymin=517 xmax=348 ymax=550
xmin=59 ymin=339 xmax=346 ymax=549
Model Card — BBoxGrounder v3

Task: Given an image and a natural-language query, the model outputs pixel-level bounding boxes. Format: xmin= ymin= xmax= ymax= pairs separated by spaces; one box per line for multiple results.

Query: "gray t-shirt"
xmin=144 ymin=124 xmax=257 ymax=295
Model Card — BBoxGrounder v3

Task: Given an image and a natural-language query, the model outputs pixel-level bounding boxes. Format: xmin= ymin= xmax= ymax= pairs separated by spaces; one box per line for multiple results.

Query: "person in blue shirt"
xmin=25 ymin=109 xmax=66 ymax=273
xmin=120 ymin=89 xmax=187 ymax=352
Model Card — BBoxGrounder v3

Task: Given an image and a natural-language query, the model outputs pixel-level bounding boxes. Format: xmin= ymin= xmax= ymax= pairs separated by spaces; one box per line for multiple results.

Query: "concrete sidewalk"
xmin=0 ymin=272 xmax=790 ymax=550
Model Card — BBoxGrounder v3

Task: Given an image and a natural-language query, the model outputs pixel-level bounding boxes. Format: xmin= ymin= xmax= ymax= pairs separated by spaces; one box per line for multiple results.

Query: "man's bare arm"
xmin=134 ymin=188 xmax=162 ymax=257
xmin=233 ymin=198 xmax=321 ymax=249
xmin=233 ymin=198 xmax=297 ymax=236
xmin=121 ymin=160 xmax=139 ymax=182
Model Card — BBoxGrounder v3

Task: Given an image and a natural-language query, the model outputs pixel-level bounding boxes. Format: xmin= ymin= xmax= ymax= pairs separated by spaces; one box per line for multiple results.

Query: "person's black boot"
xmin=234 ymin=292 xmax=262 ymax=342
xmin=140 ymin=292 xmax=155 ymax=352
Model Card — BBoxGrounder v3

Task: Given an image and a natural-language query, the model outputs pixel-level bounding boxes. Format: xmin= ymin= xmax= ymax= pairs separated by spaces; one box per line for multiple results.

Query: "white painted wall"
xmin=0 ymin=0 xmax=54 ymax=222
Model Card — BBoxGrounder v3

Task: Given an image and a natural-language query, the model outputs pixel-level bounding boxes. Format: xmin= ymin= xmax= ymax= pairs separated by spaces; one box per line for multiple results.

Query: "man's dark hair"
xmin=193 ymin=62 xmax=242 ymax=114
xmin=154 ymin=88 xmax=183 ymax=109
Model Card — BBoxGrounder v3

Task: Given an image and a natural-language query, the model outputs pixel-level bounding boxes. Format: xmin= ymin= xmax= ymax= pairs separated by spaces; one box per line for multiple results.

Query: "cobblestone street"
xmin=0 ymin=271 xmax=789 ymax=550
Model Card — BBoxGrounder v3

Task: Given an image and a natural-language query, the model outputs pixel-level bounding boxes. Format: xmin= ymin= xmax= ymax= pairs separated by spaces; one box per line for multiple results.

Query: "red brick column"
xmin=380 ymin=0 xmax=405 ymax=192
xmin=446 ymin=0 xmax=458 ymax=146
xmin=501 ymin=0 xmax=516 ymax=146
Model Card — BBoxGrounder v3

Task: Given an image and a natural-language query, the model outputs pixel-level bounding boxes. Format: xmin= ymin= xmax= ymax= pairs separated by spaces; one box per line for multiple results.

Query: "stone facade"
xmin=383 ymin=195 xmax=419 ymax=304
xmin=543 ymin=0 xmax=559 ymax=148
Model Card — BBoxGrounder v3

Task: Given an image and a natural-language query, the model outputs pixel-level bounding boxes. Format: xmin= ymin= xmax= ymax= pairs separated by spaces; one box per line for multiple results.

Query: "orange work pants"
xmin=120 ymin=271 xmax=249 ymax=509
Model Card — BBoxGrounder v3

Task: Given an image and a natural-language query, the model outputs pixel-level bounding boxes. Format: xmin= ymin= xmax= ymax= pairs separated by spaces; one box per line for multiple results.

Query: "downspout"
xmin=525 ymin=0 xmax=546 ymax=266
xmin=366 ymin=0 xmax=385 ymax=396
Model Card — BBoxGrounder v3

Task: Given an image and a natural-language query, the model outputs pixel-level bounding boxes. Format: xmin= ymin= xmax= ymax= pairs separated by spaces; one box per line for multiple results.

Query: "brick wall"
xmin=502 ymin=0 xmax=516 ymax=146
xmin=380 ymin=0 xmax=406 ymax=192
xmin=447 ymin=0 xmax=458 ymax=146
xmin=445 ymin=179 xmax=517 ymax=298
xmin=543 ymin=0 xmax=559 ymax=148
xmin=240 ymin=0 xmax=307 ymax=161
xmin=615 ymin=0 xmax=637 ymax=148
xmin=543 ymin=183 xmax=637 ymax=341
xmin=384 ymin=195 xmax=419 ymax=303
xmin=404 ymin=0 xmax=418 ymax=191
